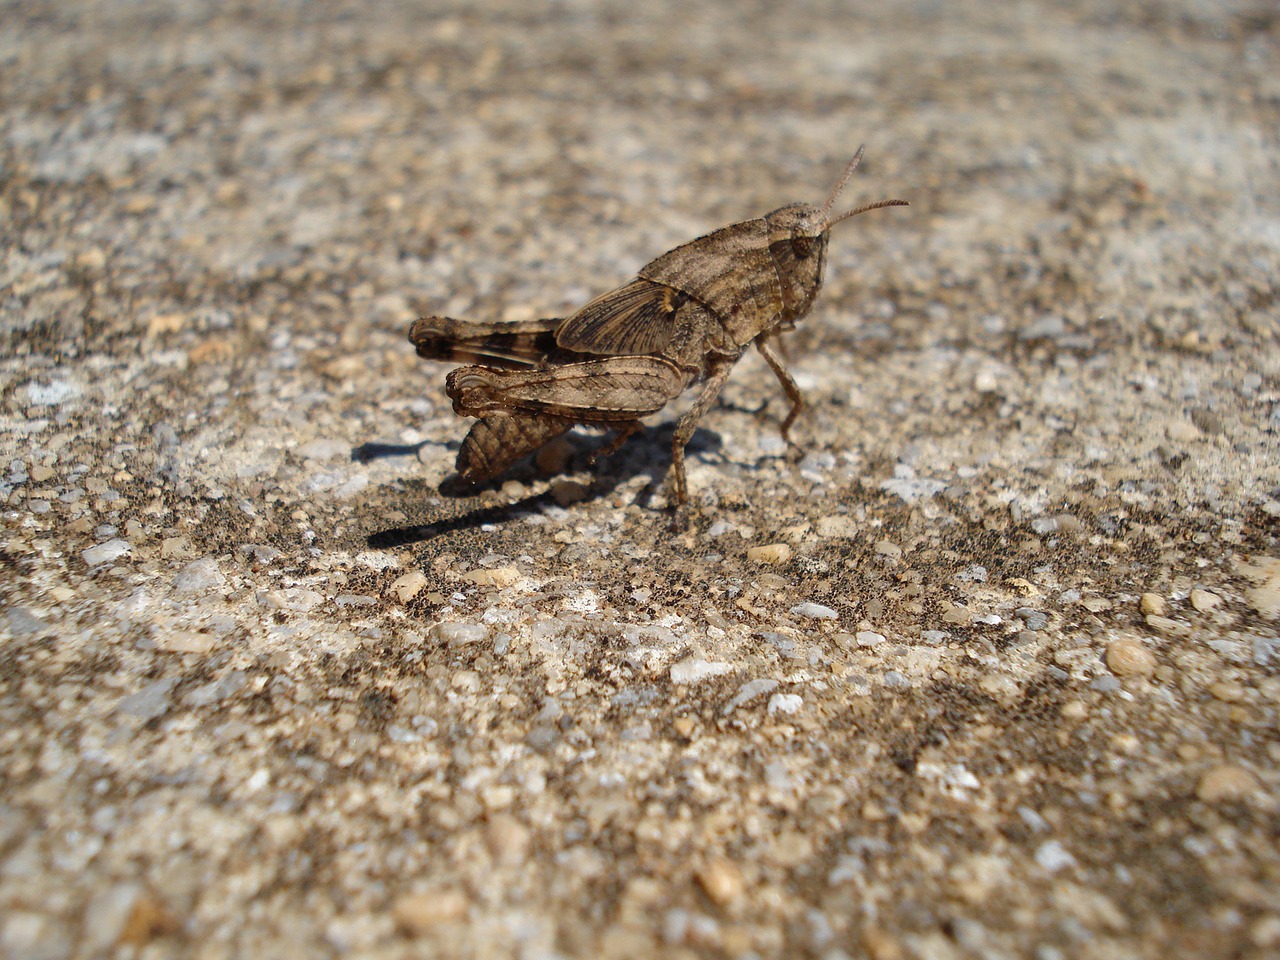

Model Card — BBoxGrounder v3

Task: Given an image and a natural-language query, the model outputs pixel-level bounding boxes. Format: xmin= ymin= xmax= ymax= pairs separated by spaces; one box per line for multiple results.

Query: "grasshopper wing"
xmin=554 ymin=278 xmax=682 ymax=356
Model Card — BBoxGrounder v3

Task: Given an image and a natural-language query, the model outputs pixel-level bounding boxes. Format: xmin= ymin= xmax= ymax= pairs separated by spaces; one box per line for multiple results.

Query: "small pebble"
xmin=434 ymin=622 xmax=488 ymax=646
xmin=1250 ymin=915 xmax=1280 ymax=948
xmin=392 ymin=890 xmax=469 ymax=934
xmin=1145 ymin=614 xmax=1191 ymax=637
xmin=747 ymin=543 xmax=792 ymax=564
xmin=1208 ymin=680 xmax=1245 ymax=702
xmin=1195 ymin=764 xmax=1259 ymax=803
xmin=1190 ymin=588 xmax=1222 ymax=613
xmin=1059 ymin=700 xmax=1088 ymax=720
xmin=816 ymin=515 xmax=858 ymax=538
xmin=1139 ymin=593 xmax=1167 ymax=616
xmin=671 ymin=658 xmax=732 ymax=685
xmin=1190 ymin=408 xmax=1225 ymax=435
xmin=1034 ymin=840 xmax=1076 ymax=873
xmin=767 ymin=692 xmax=803 ymax=714
xmin=480 ymin=784 xmax=514 ymax=809
xmin=1015 ymin=608 xmax=1048 ymax=630
xmin=1055 ymin=514 xmax=1083 ymax=535
xmin=82 ymin=539 xmax=131 ymax=566
xmin=450 ymin=670 xmax=481 ymax=693
xmin=1030 ymin=516 xmax=1058 ymax=535
xmin=790 ymin=601 xmax=837 ymax=620
xmin=1166 ymin=419 xmax=1200 ymax=442
xmin=979 ymin=674 xmax=1020 ymax=701
xmin=874 ymin=539 xmax=903 ymax=559
xmin=173 ymin=558 xmax=226 ymax=594
xmin=856 ymin=630 xmax=885 ymax=647
xmin=696 ymin=857 xmax=745 ymax=906
xmin=116 ymin=678 xmax=178 ymax=720
xmin=390 ymin=570 xmax=427 ymax=602
xmin=1105 ymin=638 xmax=1157 ymax=677
xmin=484 ymin=814 xmax=530 ymax=867
xmin=461 ymin=566 xmax=522 ymax=588
xmin=334 ymin=593 xmax=375 ymax=608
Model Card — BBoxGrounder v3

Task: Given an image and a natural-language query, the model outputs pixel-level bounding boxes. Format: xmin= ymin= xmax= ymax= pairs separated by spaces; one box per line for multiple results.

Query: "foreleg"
xmin=755 ymin=335 xmax=805 ymax=440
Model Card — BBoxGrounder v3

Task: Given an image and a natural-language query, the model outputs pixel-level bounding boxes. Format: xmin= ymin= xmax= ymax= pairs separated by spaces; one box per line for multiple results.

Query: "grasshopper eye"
xmin=790 ymin=235 xmax=815 ymax=259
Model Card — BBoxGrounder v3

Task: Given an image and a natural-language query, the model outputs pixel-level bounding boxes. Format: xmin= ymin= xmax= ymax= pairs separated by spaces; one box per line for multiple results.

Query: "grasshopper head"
xmin=765 ymin=202 xmax=833 ymax=321
xmin=765 ymin=147 xmax=908 ymax=322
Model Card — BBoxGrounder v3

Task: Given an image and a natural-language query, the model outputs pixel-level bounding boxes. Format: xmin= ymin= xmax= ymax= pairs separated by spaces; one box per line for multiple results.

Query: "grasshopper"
xmin=410 ymin=146 xmax=907 ymax=503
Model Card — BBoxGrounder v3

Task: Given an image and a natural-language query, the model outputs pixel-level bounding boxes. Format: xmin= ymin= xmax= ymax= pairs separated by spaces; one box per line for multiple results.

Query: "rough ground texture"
xmin=3 ymin=0 xmax=1279 ymax=957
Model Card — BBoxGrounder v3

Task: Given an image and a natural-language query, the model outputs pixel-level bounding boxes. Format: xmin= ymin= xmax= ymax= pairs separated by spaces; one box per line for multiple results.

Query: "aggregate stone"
xmin=1105 ymin=638 xmax=1158 ymax=678
xmin=790 ymin=601 xmax=837 ymax=620
xmin=1195 ymin=765 xmax=1260 ymax=804
xmin=81 ymin=539 xmax=131 ymax=567
xmin=114 ymin=678 xmax=178 ymax=721
xmin=4 ymin=607 xmax=50 ymax=638
xmin=172 ymin=558 xmax=227 ymax=594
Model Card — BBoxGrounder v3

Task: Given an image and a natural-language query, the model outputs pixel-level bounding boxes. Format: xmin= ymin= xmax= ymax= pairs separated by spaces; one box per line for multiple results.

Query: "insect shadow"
xmin=361 ymin=424 xmax=723 ymax=548
xmin=351 ymin=439 xmax=440 ymax=463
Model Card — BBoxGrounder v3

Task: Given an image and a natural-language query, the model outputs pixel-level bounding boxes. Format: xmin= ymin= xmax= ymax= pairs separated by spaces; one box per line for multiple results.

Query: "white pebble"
xmin=791 ymin=602 xmax=837 ymax=620
xmin=767 ymin=693 xmax=803 ymax=715
xmin=82 ymin=539 xmax=130 ymax=566
xmin=173 ymin=558 xmax=227 ymax=594
xmin=26 ymin=378 xmax=81 ymax=405
xmin=1034 ymin=840 xmax=1076 ymax=873
xmin=433 ymin=622 xmax=488 ymax=646
xmin=670 ymin=658 xmax=732 ymax=685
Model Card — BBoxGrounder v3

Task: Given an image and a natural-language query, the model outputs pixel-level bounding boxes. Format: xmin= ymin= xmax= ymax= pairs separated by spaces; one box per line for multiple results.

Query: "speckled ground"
xmin=3 ymin=1 xmax=1279 ymax=958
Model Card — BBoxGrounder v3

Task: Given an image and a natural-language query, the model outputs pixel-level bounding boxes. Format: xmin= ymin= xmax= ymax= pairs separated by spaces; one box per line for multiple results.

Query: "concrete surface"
xmin=2 ymin=0 xmax=1279 ymax=957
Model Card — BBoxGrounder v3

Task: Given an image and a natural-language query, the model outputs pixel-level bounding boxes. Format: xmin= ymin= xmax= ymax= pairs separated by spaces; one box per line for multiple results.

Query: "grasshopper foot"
xmin=585 ymin=421 xmax=644 ymax=467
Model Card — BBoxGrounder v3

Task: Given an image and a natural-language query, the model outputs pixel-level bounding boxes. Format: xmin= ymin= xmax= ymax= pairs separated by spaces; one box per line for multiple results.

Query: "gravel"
xmin=2 ymin=1 xmax=1278 ymax=957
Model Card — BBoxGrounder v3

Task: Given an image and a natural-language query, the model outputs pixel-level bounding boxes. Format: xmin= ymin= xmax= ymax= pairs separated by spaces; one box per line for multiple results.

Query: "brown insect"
xmin=410 ymin=146 xmax=907 ymax=503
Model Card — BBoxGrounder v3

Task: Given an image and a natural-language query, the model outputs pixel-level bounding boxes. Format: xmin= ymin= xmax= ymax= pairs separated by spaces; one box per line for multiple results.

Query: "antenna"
xmin=829 ymin=197 xmax=910 ymax=226
xmin=821 ymin=146 xmax=908 ymax=226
